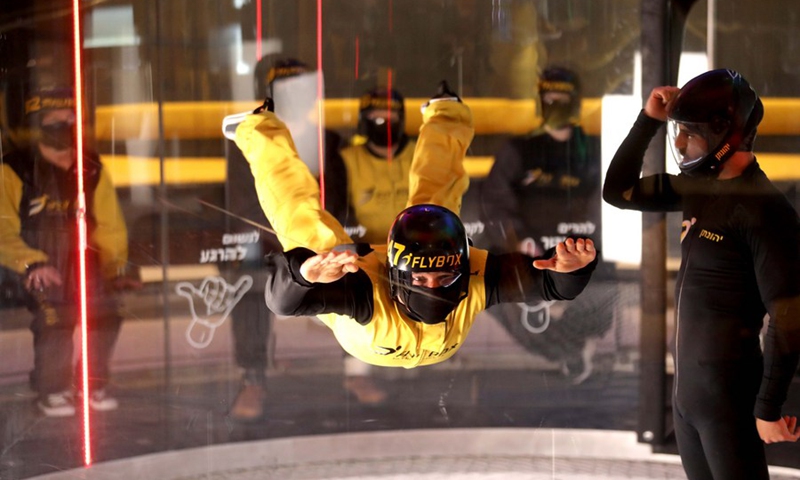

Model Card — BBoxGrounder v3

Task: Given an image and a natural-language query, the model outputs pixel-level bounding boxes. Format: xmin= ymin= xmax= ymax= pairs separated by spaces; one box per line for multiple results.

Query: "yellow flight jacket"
xmin=235 ymin=100 xmax=487 ymax=367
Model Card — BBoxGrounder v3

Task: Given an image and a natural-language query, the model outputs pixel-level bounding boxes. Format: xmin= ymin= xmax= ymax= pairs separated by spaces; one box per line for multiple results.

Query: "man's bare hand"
xmin=299 ymin=250 xmax=360 ymax=284
xmin=757 ymin=416 xmax=800 ymax=444
xmin=24 ymin=265 xmax=62 ymax=291
xmin=644 ymin=86 xmax=681 ymax=121
xmin=532 ymin=238 xmax=595 ymax=273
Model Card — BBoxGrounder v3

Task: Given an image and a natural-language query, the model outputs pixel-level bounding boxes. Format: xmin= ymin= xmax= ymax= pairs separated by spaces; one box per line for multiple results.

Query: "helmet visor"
xmin=667 ymin=119 xmax=726 ymax=172
xmin=410 ymin=271 xmax=462 ymax=289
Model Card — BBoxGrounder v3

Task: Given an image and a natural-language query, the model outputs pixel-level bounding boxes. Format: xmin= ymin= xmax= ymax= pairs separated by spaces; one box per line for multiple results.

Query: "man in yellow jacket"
xmin=229 ymin=82 xmax=597 ymax=368
xmin=338 ymin=87 xmax=416 ymax=244
xmin=0 ymin=87 xmax=136 ymax=415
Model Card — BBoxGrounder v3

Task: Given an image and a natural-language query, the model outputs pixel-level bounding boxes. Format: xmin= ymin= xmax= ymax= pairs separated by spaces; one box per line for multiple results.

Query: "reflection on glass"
xmin=0 ymin=1 xmax=798 ymax=478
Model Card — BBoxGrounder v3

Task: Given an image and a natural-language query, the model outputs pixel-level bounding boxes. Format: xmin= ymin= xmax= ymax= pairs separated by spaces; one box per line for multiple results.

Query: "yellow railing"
xmin=100 ymin=152 xmax=797 ymax=186
xmin=95 ymin=97 xmax=800 ymax=185
xmin=94 ymin=97 xmax=800 ymax=140
xmin=94 ymin=98 xmax=599 ymax=140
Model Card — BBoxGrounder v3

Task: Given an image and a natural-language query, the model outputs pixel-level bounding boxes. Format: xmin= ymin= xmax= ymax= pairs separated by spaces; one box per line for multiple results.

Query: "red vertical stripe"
xmin=256 ymin=0 xmax=263 ymax=60
xmin=386 ymin=70 xmax=393 ymax=164
xmin=72 ymin=0 xmax=92 ymax=466
xmin=316 ymin=0 xmax=325 ymax=209
xmin=354 ymin=36 xmax=360 ymax=80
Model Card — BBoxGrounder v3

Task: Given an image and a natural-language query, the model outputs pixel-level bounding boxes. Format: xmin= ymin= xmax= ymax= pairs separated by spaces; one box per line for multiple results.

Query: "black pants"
xmin=29 ymin=293 xmax=122 ymax=396
xmin=673 ymin=359 xmax=769 ymax=480
xmin=231 ymin=290 xmax=272 ymax=373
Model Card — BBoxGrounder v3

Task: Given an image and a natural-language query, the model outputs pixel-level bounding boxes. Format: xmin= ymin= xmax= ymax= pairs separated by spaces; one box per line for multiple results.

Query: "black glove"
xmin=421 ymin=80 xmax=461 ymax=113
xmin=431 ymin=80 xmax=461 ymax=102
xmin=253 ymin=97 xmax=275 ymax=114
xmin=222 ymin=97 xmax=275 ymax=141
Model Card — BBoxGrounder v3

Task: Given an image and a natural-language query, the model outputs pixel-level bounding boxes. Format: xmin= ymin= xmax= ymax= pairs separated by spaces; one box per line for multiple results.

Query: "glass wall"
xmin=0 ymin=1 xmax=797 ymax=478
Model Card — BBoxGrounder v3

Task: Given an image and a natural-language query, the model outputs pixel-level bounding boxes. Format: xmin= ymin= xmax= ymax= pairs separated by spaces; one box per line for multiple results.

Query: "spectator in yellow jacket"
xmin=0 ymin=87 xmax=137 ymax=416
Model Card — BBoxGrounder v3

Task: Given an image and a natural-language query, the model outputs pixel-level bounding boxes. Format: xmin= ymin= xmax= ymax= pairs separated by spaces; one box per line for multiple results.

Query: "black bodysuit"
xmin=603 ymin=111 xmax=800 ymax=480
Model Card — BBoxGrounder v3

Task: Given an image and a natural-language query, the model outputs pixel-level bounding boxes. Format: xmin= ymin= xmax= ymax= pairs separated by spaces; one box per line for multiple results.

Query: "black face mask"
xmin=400 ymin=283 xmax=465 ymax=324
xmin=364 ymin=119 xmax=403 ymax=148
xmin=39 ymin=122 xmax=76 ymax=150
xmin=541 ymin=102 xmax=574 ymax=130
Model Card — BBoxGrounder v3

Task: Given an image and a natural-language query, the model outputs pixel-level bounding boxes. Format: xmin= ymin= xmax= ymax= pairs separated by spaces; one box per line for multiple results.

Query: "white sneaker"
xmin=38 ymin=391 xmax=76 ymax=417
xmin=88 ymin=389 xmax=119 ymax=411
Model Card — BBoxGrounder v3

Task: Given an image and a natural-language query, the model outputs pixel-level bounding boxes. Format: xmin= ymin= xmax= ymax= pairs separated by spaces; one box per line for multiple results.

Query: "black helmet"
xmin=538 ymin=67 xmax=581 ymax=129
xmin=266 ymin=58 xmax=310 ymax=92
xmin=24 ymin=87 xmax=75 ymax=118
xmin=668 ymin=69 xmax=763 ymax=177
xmin=387 ymin=204 xmax=470 ymax=324
xmin=259 ymin=58 xmax=318 ymax=124
xmin=253 ymin=57 xmax=311 ymax=99
xmin=2 ymin=84 xmax=75 ymax=149
xmin=25 ymin=86 xmax=76 ymax=150
xmin=358 ymin=87 xmax=405 ymax=148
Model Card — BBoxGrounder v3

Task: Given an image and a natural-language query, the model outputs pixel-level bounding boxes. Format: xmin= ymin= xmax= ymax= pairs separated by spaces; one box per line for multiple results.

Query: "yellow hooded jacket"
xmin=235 ymin=100 xmax=592 ymax=368
xmin=235 ymin=100 xmax=485 ymax=367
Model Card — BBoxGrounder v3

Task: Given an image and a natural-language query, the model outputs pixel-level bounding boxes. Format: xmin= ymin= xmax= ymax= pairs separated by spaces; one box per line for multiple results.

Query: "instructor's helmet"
xmin=538 ymin=67 xmax=581 ymax=130
xmin=667 ymin=69 xmax=763 ymax=177
xmin=387 ymin=204 xmax=470 ymax=324
xmin=358 ymin=87 xmax=405 ymax=148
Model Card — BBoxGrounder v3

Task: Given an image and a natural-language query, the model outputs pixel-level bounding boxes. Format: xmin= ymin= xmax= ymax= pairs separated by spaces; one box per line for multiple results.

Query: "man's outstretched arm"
xmin=264 ymin=247 xmax=373 ymax=324
xmin=485 ymin=238 xmax=598 ymax=307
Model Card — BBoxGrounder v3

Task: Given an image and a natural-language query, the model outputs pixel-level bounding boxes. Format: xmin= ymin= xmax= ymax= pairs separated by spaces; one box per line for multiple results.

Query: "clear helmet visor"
xmin=667 ymin=119 xmax=727 ymax=172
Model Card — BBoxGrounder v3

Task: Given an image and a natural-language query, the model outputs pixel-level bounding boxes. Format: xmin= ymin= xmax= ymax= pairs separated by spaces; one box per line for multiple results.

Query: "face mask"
xmin=39 ymin=122 xmax=75 ymax=151
xmin=364 ymin=118 xmax=403 ymax=148
xmin=400 ymin=282 xmax=464 ymax=324
xmin=541 ymin=102 xmax=574 ymax=130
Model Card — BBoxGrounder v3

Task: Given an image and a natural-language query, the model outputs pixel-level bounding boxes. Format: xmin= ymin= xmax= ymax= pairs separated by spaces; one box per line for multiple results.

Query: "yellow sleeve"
xmin=234 ymin=112 xmax=352 ymax=251
xmin=0 ymin=163 xmax=48 ymax=274
xmin=406 ymin=100 xmax=474 ymax=215
xmin=90 ymin=166 xmax=129 ymax=279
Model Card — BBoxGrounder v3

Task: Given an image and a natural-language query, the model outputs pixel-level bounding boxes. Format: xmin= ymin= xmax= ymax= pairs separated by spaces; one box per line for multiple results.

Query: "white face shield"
xmin=667 ymin=119 xmax=727 ymax=174
xmin=271 ymin=71 xmax=324 ymax=176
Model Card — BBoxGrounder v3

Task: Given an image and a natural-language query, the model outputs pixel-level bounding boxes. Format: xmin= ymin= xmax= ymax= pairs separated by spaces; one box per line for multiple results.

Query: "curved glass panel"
xmin=0 ymin=1 xmax=797 ymax=478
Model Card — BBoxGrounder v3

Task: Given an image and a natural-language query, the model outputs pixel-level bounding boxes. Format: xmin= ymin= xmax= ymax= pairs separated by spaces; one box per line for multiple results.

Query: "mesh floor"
xmin=170 ymin=456 xmax=691 ymax=480
xmin=31 ymin=430 xmax=800 ymax=480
